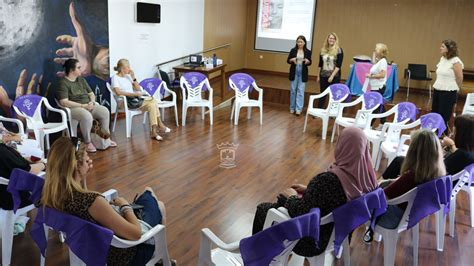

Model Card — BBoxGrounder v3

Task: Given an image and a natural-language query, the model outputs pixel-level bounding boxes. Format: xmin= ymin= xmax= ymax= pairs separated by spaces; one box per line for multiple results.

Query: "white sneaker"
xmin=161 ymin=127 xmax=171 ymax=133
xmin=155 ymin=135 xmax=163 ymax=141
xmin=290 ymin=110 xmax=295 ymax=114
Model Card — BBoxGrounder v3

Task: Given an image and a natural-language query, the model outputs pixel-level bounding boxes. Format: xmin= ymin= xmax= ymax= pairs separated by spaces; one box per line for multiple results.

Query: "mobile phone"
xmin=130 ymin=203 xmax=144 ymax=210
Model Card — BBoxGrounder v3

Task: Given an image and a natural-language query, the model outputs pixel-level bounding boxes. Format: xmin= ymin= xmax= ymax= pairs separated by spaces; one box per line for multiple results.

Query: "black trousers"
xmin=371 ymin=86 xmax=386 ymax=125
xmin=432 ymin=89 xmax=458 ymax=135
xmin=318 ymin=76 xmax=340 ymax=109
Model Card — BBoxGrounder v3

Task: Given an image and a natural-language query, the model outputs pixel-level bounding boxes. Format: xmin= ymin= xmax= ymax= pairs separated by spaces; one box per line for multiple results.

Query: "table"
xmin=345 ymin=62 xmax=399 ymax=101
xmin=173 ymin=64 xmax=227 ymax=100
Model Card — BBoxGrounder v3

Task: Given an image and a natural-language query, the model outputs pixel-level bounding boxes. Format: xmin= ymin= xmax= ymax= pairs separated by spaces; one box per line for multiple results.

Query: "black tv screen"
xmin=137 ymin=2 xmax=161 ymax=23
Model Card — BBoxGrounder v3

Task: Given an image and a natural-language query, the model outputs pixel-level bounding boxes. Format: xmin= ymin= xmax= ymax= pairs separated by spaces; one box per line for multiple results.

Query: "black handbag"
xmin=126 ymin=96 xmax=144 ymax=109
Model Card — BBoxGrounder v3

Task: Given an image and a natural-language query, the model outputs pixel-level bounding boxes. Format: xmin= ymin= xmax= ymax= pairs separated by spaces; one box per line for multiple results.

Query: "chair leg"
xmin=182 ymin=104 xmax=187 ymax=126
xmin=382 ymin=231 xmax=399 ymax=266
xmin=375 ymin=148 xmax=382 ymax=171
xmin=209 ymin=106 xmax=213 ymax=126
xmin=449 ymin=198 xmax=456 ymax=237
xmin=161 ymin=107 xmax=165 ymax=120
xmin=46 ymin=134 xmax=51 ymax=150
xmin=234 ymin=105 xmax=241 ymax=126
xmin=113 ymin=111 xmax=118 ymax=132
xmin=143 ymin=112 xmax=148 ymax=125
xmin=321 ymin=117 xmax=328 ymax=140
xmin=371 ymin=142 xmax=380 ymax=168
xmin=413 ymin=224 xmax=419 ymax=266
xmin=174 ymin=105 xmax=179 ymax=127
xmin=149 ymin=229 xmax=171 ymax=266
xmin=303 ymin=113 xmax=309 ymax=132
xmin=126 ymin=113 xmax=132 ymax=138
xmin=230 ymin=101 xmax=235 ymax=121
xmin=331 ymin=122 xmax=337 ymax=143
xmin=201 ymin=106 xmax=205 ymax=120
xmin=406 ymin=78 xmax=410 ymax=100
xmin=1 ymin=210 xmax=15 ymax=265
xmin=435 ymin=210 xmax=446 ymax=251
xmin=342 ymin=237 xmax=350 ymax=266
xmin=247 ymin=106 xmax=252 ymax=120
xmin=469 ymin=188 xmax=474 ymax=227
xmin=259 ymin=106 xmax=263 ymax=125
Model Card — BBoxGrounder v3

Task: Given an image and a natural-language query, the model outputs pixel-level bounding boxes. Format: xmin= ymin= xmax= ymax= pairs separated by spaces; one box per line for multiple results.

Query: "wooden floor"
xmin=5 ymin=78 xmax=473 ymax=266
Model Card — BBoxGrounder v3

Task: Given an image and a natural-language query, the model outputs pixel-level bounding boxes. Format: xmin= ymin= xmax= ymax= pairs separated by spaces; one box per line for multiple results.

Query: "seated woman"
xmin=252 ymin=127 xmax=378 ymax=257
xmin=0 ymin=121 xmax=43 ymax=159
xmin=57 ymin=59 xmax=117 ymax=153
xmin=366 ymin=130 xmax=446 ymax=239
xmin=111 ymin=59 xmax=171 ymax=141
xmin=0 ymin=141 xmax=45 ymax=210
xmin=41 ymin=137 xmax=167 ymax=265
xmin=382 ymin=114 xmax=474 ymax=180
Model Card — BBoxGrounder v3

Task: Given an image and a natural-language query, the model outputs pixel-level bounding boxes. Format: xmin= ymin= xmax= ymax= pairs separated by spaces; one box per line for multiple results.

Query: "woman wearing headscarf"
xmin=252 ymin=127 xmax=378 ymax=257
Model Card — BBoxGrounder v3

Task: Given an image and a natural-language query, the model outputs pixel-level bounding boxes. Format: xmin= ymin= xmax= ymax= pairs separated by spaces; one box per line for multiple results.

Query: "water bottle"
xmin=212 ymin=53 xmax=217 ymax=67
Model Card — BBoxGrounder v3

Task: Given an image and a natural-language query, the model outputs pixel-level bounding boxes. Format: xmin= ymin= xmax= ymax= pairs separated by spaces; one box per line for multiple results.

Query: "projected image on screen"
xmin=255 ymin=0 xmax=317 ymax=53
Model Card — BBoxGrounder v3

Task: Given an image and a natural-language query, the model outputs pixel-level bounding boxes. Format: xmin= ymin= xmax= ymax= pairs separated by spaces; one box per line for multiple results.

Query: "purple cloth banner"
xmin=407 ymin=175 xmax=452 ymax=229
xmin=31 ymin=206 xmax=114 ymax=266
xmin=13 ymin=95 xmax=43 ymax=118
xmin=332 ymin=188 xmax=387 ymax=254
xmin=329 ymin=84 xmax=350 ymax=101
xmin=229 ymin=73 xmax=255 ymax=93
xmin=140 ymin=78 xmax=166 ymax=98
xmin=240 ymin=208 xmax=321 ymax=266
xmin=363 ymin=92 xmax=384 ymax=110
xmin=354 ymin=62 xmax=394 ymax=91
xmin=396 ymin=102 xmax=418 ymax=122
xmin=7 ymin=168 xmax=44 ymax=213
xmin=420 ymin=113 xmax=446 ymax=137
xmin=182 ymin=72 xmax=208 ymax=91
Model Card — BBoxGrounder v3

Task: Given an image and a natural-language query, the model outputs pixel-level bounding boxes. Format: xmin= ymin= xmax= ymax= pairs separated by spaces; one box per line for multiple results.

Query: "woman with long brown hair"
xmin=41 ymin=137 xmax=167 ymax=265
xmin=317 ymin=32 xmax=344 ymax=108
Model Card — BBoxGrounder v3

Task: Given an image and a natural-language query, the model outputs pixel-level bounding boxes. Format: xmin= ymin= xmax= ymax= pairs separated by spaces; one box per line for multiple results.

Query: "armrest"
xmin=263 ymin=208 xmax=290 ymax=229
xmin=111 ymin=224 xmax=166 ymax=248
xmin=0 ymin=176 xmax=9 ymax=185
xmin=101 ymin=189 xmax=118 ymax=201
xmin=200 ymin=228 xmax=241 ymax=252
xmin=386 ymin=187 xmax=417 ymax=205
xmin=395 ymin=134 xmax=411 ymax=154
xmin=0 ymin=115 xmax=25 ymax=135
xmin=338 ymin=96 xmax=363 ymax=116
xmin=44 ymin=100 xmax=68 ymax=123
xmin=396 ymin=119 xmax=420 ymax=130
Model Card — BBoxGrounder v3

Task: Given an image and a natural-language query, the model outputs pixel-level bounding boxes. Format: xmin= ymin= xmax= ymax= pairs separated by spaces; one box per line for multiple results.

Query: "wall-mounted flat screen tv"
xmin=137 ymin=2 xmax=161 ymax=23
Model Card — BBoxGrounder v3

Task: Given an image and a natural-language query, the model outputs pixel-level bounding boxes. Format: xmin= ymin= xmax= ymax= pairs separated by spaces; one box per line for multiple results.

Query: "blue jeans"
xmin=290 ymin=64 xmax=306 ymax=112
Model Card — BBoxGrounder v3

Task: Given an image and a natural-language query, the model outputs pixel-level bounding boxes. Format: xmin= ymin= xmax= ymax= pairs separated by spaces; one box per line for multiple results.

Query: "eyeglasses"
xmin=71 ymin=137 xmax=81 ymax=151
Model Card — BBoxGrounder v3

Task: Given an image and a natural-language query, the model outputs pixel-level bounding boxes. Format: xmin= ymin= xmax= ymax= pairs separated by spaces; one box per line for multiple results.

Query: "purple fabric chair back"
xmin=6 ymin=168 xmax=44 ymax=213
xmin=363 ymin=92 xmax=384 ymax=110
xmin=332 ymin=188 xmax=387 ymax=254
xmin=31 ymin=206 xmax=114 ymax=266
xmin=420 ymin=113 xmax=446 ymax=137
xmin=239 ymin=208 xmax=321 ymax=266
xmin=407 ymin=175 xmax=452 ymax=229
xmin=396 ymin=102 xmax=418 ymax=122
xmin=140 ymin=78 xmax=165 ymax=99
xmin=467 ymin=164 xmax=474 ymax=183
xmin=13 ymin=95 xmax=43 ymax=118
xmin=329 ymin=84 xmax=350 ymax=101
xmin=229 ymin=73 xmax=255 ymax=93
xmin=182 ymin=72 xmax=208 ymax=91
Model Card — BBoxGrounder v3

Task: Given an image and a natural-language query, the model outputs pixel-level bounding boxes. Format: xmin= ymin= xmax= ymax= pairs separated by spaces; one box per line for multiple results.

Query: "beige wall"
xmin=204 ymin=0 xmax=248 ymax=72
xmin=244 ymin=0 xmax=474 ymax=90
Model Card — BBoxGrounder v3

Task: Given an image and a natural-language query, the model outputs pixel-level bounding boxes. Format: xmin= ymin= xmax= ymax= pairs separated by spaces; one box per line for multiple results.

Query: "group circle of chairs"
xmin=2 ymin=73 xmax=474 ymax=265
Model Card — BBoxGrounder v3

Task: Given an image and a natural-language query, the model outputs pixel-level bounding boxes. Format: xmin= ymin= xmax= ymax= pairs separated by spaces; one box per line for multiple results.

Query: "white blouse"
xmin=433 ymin=56 xmax=464 ymax=91
xmin=111 ymin=74 xmax=134 ymax=93
xmin=369 ymin=58 xmax=388 ymax=90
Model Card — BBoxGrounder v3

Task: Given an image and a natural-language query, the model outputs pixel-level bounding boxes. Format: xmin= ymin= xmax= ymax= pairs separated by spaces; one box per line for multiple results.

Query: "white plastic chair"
xmin=449 ymin=164 xmax=474 ymax=237
xmin=304 ymin=84 xmax=350 ymax=140
xmin=363 ymin=102 xmax=416 ymax=166
xmin=265 ymin=207 xmax=350 ymax=266
xmin=0 ymin=115 xmax=43 ymax=159
xmin=462 ymin=93 xmax=474 ymax=115
xmin=106 ymin=82 xmax=148 ymax=138
xmin=374 ymin=185 xmax=448 ymax=265
xmin=140 ymin=78 xmax=179 ymax=127
xmin=12 ymin=95 xmax=69 ymax=152
xmin=0 ymin=174 xmax=44 ymax=266
xmin=180 ymin=72 xmax=214 ymax=126
xmin=54 ymin=99 xmax=79 ymax=137
xmin=228 ymin=73 xmax=263 ymax=125
xmin=39 ymin=189 xmax=171 ymax=266
xmin=330 ymin=92 xmax=383 ymax=143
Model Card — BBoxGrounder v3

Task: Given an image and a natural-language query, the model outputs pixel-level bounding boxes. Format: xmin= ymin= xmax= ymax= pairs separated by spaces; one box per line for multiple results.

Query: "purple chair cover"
xmin=239 ymin=208 xmax=321 ymax=266
xmin=6 ymin=168 xmax=44 ymax=213
xmin=31 ymin=206 xmax=114 ymax=266
xmin=363 ymin=92 xmax=384 ymax=110
xmin=420 ymin=113 xmax=446 ymax=137
xmin=467 ymin=164 xmax=474 ymax=183
xmin=182 ymin=72 xmax=208 ymax=91
xmin=329 ymin=84 xmax=350 ymax=101
xmin=407 ymin=175 xmax=452 ymax=229
xmin=13 ymin=94 xmax=43 ymax=118
xmin=229 ymin=73 xmax=255 ymax=93
xmin=140 ymin=78 xmax=166 ymax=98
xmin=396 ymin=102 xmax=418 ymax=122
xmin=332 ymin=188 xmax=387 ymax=254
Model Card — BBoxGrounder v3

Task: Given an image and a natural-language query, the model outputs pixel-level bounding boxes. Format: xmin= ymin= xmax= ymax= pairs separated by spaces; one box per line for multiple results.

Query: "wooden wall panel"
xmin=204 ymin=0 xmax=248 ymax=72
xmin=244 ymin=0 xmax=474 ymax=90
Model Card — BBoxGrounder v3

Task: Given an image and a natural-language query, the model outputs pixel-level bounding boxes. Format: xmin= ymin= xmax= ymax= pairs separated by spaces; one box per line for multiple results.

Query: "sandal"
xmin=160 ymin=127 xmax=171 ymax=133
xmin=86 ymin=143 xmax=97 ymax=153
xmin=109 ymin=140 xmax=117 ymax=147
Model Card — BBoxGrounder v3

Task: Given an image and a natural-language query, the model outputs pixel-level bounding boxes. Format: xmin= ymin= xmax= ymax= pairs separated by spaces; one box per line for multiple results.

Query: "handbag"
xmin=126 ymin=96 xmax=144 ymax=109
xmin=90 ymin=120 xmax=111 ymax=150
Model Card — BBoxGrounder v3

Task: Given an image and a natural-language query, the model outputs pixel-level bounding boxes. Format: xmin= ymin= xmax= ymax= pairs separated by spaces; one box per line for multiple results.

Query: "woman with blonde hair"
xmin=366 ymin=43 xmax=389 ymax=124
xmin=364 ymin=129 xmax=446 ymax=242
xmin=111 ymin=59 xmax=171 ymax=141
xmin=41 ymin=137 xmax=168 ymax=265
xmin=317 ymin=32 xmax=344 ymax=108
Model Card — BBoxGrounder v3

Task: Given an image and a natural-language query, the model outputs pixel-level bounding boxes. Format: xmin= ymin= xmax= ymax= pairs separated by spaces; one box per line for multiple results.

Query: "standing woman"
xmin=432 ymin=39 xmax=464 ymax=134
xmin=288 ymin=35 xmax=312 ymax=115
xmin=366 ymin=43 xmax=389 ymax=124
xmin=317 ymin=33 xmax=344 ymax=108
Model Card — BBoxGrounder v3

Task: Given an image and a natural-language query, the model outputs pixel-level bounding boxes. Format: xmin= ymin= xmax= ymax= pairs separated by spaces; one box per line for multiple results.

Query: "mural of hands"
xmin=54 ymin=2 xmax=109 ymax=80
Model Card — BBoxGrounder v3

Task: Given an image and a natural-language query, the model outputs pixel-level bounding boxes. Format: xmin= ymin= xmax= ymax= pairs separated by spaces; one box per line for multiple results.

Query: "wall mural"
xmin=0 ymin=0 xmax=110 ymax=118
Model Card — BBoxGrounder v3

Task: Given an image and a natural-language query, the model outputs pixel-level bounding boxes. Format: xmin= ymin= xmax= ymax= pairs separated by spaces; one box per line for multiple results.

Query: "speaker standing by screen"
xmin=136 ymin=2 xmax=161 ymax=23
xmin=255 ymin=0 xmax=317 ymax=53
